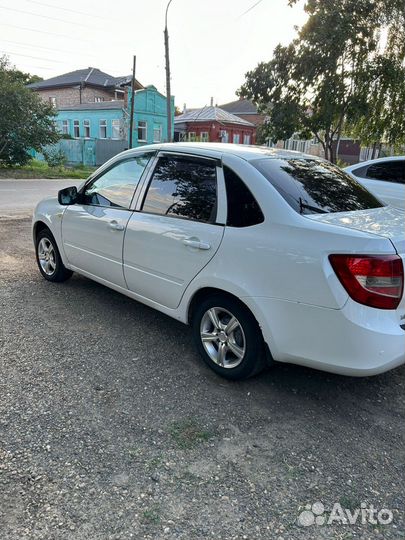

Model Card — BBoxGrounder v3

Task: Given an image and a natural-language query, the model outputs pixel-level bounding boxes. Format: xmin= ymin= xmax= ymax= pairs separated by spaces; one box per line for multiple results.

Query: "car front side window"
xmin=141 ymin=155 xmax=218 ymax=223
xmin=83 ymin=154 xmax=153 ymax=209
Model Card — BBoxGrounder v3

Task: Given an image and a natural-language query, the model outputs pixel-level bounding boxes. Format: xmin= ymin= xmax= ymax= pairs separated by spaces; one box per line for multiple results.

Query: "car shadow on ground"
xmin=60 ymin=272 xmax=404 ymax=409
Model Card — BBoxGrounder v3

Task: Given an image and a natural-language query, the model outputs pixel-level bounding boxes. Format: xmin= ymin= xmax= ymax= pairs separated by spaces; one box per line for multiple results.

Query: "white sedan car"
xmin=344 ymin=156 xmax=405 ymax=209
xmin=33 ymin=144 xmax=405 ymax=380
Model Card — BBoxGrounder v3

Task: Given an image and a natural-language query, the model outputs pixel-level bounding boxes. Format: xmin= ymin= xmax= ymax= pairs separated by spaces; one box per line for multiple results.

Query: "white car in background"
xmin=344 ymin=156 xmax=405 ymax=209
xmin=32 ymin=144 xmax=405 ymax=380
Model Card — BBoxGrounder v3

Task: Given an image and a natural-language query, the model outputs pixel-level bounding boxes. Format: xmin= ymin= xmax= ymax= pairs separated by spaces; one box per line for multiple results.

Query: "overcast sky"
xmin=0 ymin=0 xmax=307 ymax=107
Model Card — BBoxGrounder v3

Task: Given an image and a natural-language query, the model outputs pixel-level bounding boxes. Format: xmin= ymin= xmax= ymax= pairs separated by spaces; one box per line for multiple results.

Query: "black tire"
xmin=35 ymin=228 xmax=73 ymax=283
xmin=192 ymin=294 xmax=266 ymax=380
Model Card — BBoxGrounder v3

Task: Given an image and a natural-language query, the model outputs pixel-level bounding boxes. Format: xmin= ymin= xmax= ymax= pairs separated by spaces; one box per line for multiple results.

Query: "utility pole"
xmin=164 ymin=0 xmax=173 ymax=142
xmin=129 ymin=55 xmax=136 ymax=148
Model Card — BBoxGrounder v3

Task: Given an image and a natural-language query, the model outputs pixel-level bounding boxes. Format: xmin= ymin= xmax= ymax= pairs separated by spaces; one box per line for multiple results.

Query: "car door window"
xmin=224 ymin=166 xmax=264 ymax=227
xmin=83 ymin=154 xmax=153 ymax=208
xmin=365 ymin=161 xmax=405 ymax=184
xmin=142 ymin=155 xmax=217 ymax=223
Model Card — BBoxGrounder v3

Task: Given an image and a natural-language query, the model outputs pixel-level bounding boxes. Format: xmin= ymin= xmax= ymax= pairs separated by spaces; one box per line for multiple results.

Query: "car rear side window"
xmin=252 ymin=158 xmax=383 ymax=215
xmin=223 ymin=166 xmax=264 ymax=227
xmin=142 ymin=155 xmax=217 ymax=223
xmin=365 ymin=160 xmax=405 ymax=184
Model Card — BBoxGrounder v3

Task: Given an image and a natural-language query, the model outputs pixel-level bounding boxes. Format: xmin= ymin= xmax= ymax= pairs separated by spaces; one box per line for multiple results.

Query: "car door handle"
xmin=183 ymin=238 xmax=211 ymax=250
xmin=108 ymin=220 xmax=124 ymax=231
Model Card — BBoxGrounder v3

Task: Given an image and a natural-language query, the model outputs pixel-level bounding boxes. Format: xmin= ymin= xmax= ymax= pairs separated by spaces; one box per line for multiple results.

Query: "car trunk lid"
xmin=306 ymin=206 xmax=405 ymax=253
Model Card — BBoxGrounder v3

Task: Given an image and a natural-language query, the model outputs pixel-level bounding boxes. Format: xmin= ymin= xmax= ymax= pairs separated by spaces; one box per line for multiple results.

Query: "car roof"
xmin=122 ymin=142 xmax=318 ymax=162
xmin=344 ymin=155 xmax=405 ymax=171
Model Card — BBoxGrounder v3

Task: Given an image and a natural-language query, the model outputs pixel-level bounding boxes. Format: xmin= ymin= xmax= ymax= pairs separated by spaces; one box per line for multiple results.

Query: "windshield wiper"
xmin=299 ymin=198 xmax=327 ymax=214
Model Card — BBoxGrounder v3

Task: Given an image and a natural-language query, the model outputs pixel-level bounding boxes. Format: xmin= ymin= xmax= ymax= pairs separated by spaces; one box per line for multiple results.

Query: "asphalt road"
xmin=0 ymin=179 xmax=82 ymax=219
xmin=0 ymin=180 xmax=404 ymax=539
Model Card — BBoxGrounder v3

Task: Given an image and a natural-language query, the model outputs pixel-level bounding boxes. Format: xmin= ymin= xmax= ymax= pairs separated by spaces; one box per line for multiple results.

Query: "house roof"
xmin=219 ymin=98 xmax=258 ymax=115
xmin=174 ymin=106 xmax=254 ymax=127
xmin=58 ymin=100 xmax=125 ymax=111
xmin=28 ymin=67 xmax=143 ymax=90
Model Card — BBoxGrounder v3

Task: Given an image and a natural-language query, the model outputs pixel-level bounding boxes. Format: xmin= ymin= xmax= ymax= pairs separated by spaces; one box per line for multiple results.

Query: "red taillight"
xmin=329 ymin=254 xmax=404 ymax=309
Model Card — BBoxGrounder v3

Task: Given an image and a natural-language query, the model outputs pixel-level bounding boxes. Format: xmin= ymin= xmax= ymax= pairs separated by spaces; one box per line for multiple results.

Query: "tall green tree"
xmin=0 ymin=56 xmax=58 ymax=166
xmin=238 ymin=0 xmax=405 ymax=162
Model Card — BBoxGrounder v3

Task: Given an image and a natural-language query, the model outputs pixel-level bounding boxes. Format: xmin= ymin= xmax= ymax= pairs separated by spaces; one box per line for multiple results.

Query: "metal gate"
xmin=95 ymin=140 xmax=128 ymax=166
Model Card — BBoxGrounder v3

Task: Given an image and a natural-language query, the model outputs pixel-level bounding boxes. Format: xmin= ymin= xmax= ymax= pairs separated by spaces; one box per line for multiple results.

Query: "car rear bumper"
xmin=244 ymin=296 xmax=405 ymax=376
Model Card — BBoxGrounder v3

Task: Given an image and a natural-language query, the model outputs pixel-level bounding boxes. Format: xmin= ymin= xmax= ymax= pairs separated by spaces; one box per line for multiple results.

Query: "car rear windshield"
xmin=251 ymin=158 xmax=384 ymax=214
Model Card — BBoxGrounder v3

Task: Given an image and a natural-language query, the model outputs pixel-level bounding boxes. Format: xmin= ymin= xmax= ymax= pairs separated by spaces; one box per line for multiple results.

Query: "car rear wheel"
xmin=36 ymin=229 xmax=73 ymax=282
xmin=192 ymin=294 xmax=266 ymax=380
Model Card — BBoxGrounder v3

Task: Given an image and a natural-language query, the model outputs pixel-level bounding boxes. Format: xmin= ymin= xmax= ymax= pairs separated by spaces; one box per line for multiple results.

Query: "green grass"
xmin=168 ymin=418 xmax=213 ymax=449
xmin=0 ymin=159 xmax=96 ymax=179
xmin=141 ymin=506 xmax=161 ymax=524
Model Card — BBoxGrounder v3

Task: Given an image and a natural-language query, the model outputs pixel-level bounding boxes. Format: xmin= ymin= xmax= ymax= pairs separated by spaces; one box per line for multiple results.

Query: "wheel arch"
xmin=33 ymin=220 xmax=51 ymax=242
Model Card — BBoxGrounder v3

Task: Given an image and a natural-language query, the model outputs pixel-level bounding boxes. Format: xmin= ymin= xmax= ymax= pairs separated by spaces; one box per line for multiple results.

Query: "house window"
xmin=49 ymin=97 xmax=57 ymax=107
xmin=188 ymin=132 xmax=196 ymax=142
xmin=83 ymin=119 xmax=91 ymax=138
xmin=200 ymin=131 xmax=209 ymax=142
xmin=220 ymin=130 xmax=228 ymax=143
xmin=153 ymin=125 xmax=162 ymax=143
xmin=233 ymin=133 xmax=240 ymax=144
xmin=95 ymin=97 xmax=104 ymax=102
xmin=99 ymin=119 xmax=107 ymax=139
xmin=61 ymin=120 xmax=69 ymax=135
xmin=112 ymin=119 xmax=121 ymax=139
xmin=137 ymin=120 xmax=147 ymax=142
xmin=243 ymin=134 xmax=251 ymax=145
xmin=73 ymin=120 xmax=80 ymax=138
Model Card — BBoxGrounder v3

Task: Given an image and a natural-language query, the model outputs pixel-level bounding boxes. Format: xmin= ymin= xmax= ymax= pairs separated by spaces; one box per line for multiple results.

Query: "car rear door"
xmin=62 ymin=153 xmax=154 ymax=287
xmin=123 ymin=152 xmax=226 ymax=309
xmin=351 ymin=159 xmax=405 ymax=209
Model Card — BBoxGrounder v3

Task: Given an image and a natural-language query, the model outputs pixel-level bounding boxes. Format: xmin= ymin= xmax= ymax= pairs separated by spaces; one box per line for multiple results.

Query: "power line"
xmin=238 ymin=0 xmax=265 ymax=18
xmin=0 ymin=5 xmax=101 ymax=29
xmin=2 ymin=22 xmax=131 ymax=49
xmin=0 ymin=49 xmax=68 ymax=64
xmin=28 ymin=0 xmax=121 ymax=23
xmin=0 ymin=38 xmax=98 ymax=58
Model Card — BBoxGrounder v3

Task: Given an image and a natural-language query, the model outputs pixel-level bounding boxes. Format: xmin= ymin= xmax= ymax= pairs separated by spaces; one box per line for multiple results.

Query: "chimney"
xmin=210 ymin=97 xmax=214 ymax=106
xmin=183 ymin=103 xmax=187 ymax=113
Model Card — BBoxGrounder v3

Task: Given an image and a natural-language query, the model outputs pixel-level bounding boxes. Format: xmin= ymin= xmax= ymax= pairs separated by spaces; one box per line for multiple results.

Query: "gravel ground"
xmin=0 ymin=216 xmax=404 ymax=540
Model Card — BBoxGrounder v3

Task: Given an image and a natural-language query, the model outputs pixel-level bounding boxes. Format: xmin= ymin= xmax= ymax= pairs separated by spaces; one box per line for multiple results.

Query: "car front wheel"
xmin=192 ymin=295 xmax=265 ymax=380
xmin=36 ymin=229 xmax=73 ymax=282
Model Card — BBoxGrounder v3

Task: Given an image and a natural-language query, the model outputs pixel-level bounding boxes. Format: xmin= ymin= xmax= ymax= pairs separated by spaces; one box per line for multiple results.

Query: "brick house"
xmin=28 ymin=67 xmax=143 ymax=108
xmin=174 ymin=106 xmax=256 ymax=144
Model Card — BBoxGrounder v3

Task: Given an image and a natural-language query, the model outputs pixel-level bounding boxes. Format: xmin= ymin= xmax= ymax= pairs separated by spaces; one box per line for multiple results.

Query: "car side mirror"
xmin=58 ymin=186 xmax=78 ymax=205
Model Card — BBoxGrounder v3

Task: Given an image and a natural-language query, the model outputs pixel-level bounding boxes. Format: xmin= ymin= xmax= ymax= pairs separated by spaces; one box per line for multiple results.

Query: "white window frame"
xmin=99 ymin=119 xmax=107 ymax=139
xmin=61 ymin=120 xmax=69 ymax=135
xmin=49 ymin=96 xmax=57 ymax=107
xmin=220 ymin=130 xmax=228 ymax=143
xmin=73 ymin=120 xmax=80 ymax=138
xmin=111 ymin=119 xmax=121 ymax=140
xmin=188 ymin=132 xmax=196 ymax=142
xmin=243 ymin=134 xmax=251 ymax=145
xmin=95 ymin=96 xmax=104 ymax=103
xmin=83 ymin=119 xmax=91 ymax=139
xmin=153 ymin=124 xmax=162 ymax=143
xmin=200 ymin=131 xmax=209 ymax=142
xmin=137 ymin=120 xmax=147 ymax=142
xmin=233 ymin=133 xmax=240 ymax=144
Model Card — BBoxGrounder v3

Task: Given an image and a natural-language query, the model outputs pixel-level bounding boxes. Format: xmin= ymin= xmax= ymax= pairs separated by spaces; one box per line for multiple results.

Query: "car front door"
xmin=62 ymin=153 xmax=154 ymax=287
xmin=123 ymin=153 xmax=226 ymax=309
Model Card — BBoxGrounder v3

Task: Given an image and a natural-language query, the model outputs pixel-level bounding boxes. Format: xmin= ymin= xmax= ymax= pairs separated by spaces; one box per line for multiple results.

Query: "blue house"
xmin=55 ymin=85 xmax=174 ymax=147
